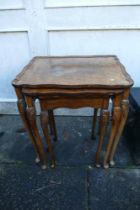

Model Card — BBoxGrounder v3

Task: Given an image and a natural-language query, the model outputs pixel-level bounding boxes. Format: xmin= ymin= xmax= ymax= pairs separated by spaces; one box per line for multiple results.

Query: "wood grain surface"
xmin=12 ymin=56 xmax=133 ymax=89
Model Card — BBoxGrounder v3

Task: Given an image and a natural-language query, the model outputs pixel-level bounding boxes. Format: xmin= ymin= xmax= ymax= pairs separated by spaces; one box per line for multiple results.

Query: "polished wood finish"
xmin=12 ymin=56 xmax=133 ymax=169
xmin=25 ymin=95 xmax=48 ymax=169
xmin=91 ymin=108 xmax=98 ymax=140
xmin=40 ymin=99 xmax=56 ymax=168
xmin=95 ymin=99 xmax=109 ymax=167
xmin=15 ymin=87 xmax=41 ymax=164
xmin=48 ymin=110 xmax=57 ymax=141
xmin=109 ymin=91 xmax=130 ymax=166
xmin=12 ymin=56 xmax=133 ymax=88
xmin=103 ymin=94 xmax=122 ymax=168
xmin=98 ymin=109 xmax=103 ymax=136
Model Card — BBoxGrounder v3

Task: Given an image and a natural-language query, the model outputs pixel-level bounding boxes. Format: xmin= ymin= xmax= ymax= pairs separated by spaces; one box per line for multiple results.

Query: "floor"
xmin=0 ymin=115 xmax=140 ymax=210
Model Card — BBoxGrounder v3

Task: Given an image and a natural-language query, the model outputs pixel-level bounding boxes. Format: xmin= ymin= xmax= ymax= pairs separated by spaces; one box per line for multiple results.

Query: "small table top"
xmin=12 ymin=56 xmax=133 ymax=89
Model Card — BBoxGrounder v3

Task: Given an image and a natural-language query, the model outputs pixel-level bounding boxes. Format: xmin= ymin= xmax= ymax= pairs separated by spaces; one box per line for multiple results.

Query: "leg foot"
xmin=41 ymin=164 xmax=47 ymax=170
xmin=35 ymin=156 xmax=40 ymax=164
xmin=109 ymin=160 xmax=115 ymax=166
xmin=96 ymin=164 xmax=101 ymax=168
xmin=103 ymin=164 xmax=109 ymax=169
xmin=51 ymin=163 xmax=55 ymax=168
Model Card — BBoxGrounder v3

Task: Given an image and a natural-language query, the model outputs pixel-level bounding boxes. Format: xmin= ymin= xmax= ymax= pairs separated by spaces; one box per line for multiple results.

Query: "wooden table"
xmin=12 ymin=56 xmax=133 ymax=169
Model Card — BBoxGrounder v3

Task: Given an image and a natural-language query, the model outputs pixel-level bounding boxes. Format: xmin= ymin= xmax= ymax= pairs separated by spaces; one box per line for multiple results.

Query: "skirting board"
xmin=0 ymin=100 xmax=112 ymax=116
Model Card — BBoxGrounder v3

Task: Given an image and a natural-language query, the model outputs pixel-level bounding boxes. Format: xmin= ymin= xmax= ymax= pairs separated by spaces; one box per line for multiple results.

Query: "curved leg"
xmin=95 ymin=109 xmax=109 ymax=167
xmin=103 ymin=96 xmax=122 ymax=168
xmin=109 ymin=99 xmax=129 ymax=166
xmin=98 ymin=109 xmax=103 ymax=135
xmin=15 ymin=88 xmax=40 ymax=163
xmin=91 ymin=108 xmax=98 ymax=140
xmin=40 ymin=100 xmax=56 ymax=168
xmin=48 ymin=110 xmax=57 ymax=141
xmin=26 ymin=96 xmax=47 ymax=169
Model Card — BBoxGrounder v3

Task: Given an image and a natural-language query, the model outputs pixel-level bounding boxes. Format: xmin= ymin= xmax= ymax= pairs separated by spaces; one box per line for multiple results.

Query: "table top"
xmin=12 ymin=56 xmax=133 ymax=89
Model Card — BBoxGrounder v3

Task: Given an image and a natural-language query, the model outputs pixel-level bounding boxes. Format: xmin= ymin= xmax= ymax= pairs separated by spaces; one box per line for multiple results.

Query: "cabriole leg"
xmin=40 ymin=100 xmax=56 ymax=168
xmin=48 ymin=110 xmax=57 ymax=141
xmin=103 ymin=95 xmax=122 ymax=168
xmin=95 ymin=109 xmax=109 ymax=167
xmin=91 ymin=108 xmax=98 ymax=140
xmin=98 ymin=109 xmax=103 ymax=135
xmin=15 ymin=88 xmax=40 ymax=164
xmin=109 ymin=99 xmax=129 ymax=166
xmin=25 ymin=96 xmax=47 ymax=169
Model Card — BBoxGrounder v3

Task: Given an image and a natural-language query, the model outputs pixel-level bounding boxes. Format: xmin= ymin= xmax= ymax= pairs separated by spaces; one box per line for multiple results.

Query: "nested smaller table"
xmin=12 ymin=56 xmax=133 ymax=169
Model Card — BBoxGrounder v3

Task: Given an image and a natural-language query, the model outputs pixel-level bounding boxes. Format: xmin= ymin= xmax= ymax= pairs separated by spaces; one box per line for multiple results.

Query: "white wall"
xmin=0 ymin=0 xmax=140 ymax=113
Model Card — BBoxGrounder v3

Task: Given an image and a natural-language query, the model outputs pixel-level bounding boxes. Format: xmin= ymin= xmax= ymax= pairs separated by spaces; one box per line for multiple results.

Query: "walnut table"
xmin=12 ymin=56 xmax=133 ymax=169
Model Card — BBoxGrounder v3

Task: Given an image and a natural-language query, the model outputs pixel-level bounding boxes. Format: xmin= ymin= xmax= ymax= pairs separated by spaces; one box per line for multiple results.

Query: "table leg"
xmin=48 ymin=110 xmax=57 ymax=141
xmin=103 ymin=95 xmax=122 ymax=168
xmin=109 ymin=99 xmax=129 ymax=166
xmin=40 ymin=100 xmax=56 ymax=168
xmin=91 ymin=108 xmax=98 ymax=140
xmin=25 ymin=96 xmax=48 ymax=169
xmin=98 ymin=109 xmax=103 ymax=135
xmin=95 ymin=109 xmax=109 ymax=167
xmin=15 ymin=88 xmax=40 ymax=164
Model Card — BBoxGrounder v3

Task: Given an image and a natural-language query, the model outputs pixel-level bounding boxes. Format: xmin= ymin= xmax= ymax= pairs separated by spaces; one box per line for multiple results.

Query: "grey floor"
xmin=0 ymin=115 xmax=140 ymax=210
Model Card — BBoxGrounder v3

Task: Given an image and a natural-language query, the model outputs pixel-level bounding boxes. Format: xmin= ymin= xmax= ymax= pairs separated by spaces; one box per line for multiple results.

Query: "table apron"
xmin=22 ymin=88 xmax=124 ymax=97
xmin=37 ymin=97 xmax=107 ymax=109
